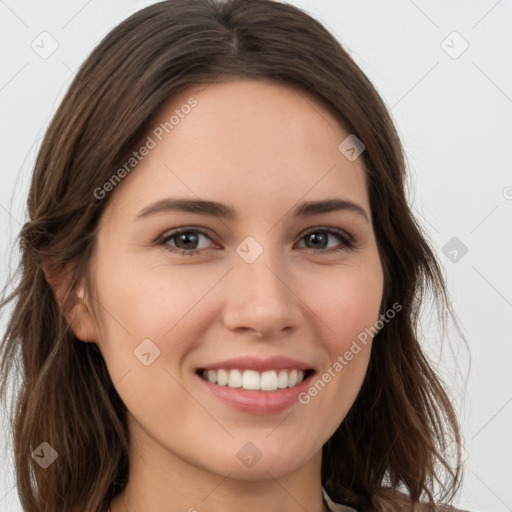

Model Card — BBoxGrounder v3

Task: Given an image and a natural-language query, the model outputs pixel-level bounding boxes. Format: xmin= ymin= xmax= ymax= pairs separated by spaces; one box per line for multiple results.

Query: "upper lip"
xmin=198 ymin=356 xmax=314 ymax=372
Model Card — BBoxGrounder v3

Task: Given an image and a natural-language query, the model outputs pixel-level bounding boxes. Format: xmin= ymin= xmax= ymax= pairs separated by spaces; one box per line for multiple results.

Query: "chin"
xmin=192 ymin=440 xmax=319 ymax=481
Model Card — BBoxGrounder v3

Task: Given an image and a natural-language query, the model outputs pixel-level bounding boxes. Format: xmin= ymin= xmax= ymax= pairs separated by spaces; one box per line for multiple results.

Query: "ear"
xmin=43 ymin=262 xmax=100 ymax=343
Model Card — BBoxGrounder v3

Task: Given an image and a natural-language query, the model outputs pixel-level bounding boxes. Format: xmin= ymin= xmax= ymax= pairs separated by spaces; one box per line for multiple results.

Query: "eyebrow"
xmin=136 ymin=197 xmax=369 ymax=222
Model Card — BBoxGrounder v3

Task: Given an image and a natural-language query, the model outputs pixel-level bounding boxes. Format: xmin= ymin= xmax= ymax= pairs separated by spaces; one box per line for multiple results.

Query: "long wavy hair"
xmin=0 ymin=1 xmax=466 ymax=511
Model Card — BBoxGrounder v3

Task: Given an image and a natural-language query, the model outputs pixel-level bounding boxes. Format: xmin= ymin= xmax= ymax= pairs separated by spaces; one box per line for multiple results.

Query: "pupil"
xmin=308 ymin=232 xmax=326 ymax=248
xmin=178 ymin=232 xmax=197 ymax=249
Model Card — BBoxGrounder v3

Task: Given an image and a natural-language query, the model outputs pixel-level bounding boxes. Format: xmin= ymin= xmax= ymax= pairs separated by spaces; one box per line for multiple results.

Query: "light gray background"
xmin=1 ymin=1 xmax=511 ymax=511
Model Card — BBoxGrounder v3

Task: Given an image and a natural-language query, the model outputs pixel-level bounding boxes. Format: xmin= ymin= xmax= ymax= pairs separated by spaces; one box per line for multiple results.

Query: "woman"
xmin=0 ymin=0 xmax=468 ymax=511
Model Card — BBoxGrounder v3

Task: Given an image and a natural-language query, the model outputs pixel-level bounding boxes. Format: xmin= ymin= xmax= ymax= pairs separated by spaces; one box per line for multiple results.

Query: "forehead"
xmin=106 ymin=78 xmax=370 ymax=222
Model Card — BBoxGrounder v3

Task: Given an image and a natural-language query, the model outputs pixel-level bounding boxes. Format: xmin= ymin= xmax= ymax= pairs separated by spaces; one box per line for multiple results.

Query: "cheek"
xmin=94 ymin=252 xmax=210 ymax=334
xmin=92 ymin=252 xmax=226 ymax=377
xmin=91 ymin=257 xmax=209 ymax=415
xmin=308 ymin=261 xmax=383 ymax=350
xmin=298 ymin=260 xmax=382 ymax=415
xmin=297 ymin=271 xmax=380 ymax=435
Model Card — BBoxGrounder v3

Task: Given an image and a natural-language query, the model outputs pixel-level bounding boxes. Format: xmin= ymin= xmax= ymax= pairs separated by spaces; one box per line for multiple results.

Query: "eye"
xmin=296 ymin=227 xmax=354 ymax=253
xmin=159 ymin=228 xmax=216 ymax=256
xmin=158 ymin=226 xmax=354 ymax=257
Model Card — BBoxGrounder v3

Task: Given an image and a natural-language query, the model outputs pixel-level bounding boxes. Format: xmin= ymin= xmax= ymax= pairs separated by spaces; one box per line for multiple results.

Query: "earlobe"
xmin=66 ymin=285 xmax=100 ymax=343
xmin=42 ymin=263 xmax=99 ymax=343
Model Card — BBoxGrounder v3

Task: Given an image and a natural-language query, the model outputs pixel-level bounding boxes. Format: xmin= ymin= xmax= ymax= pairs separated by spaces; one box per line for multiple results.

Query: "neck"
xmin=109 ymin=418 xmax=328 ymax=512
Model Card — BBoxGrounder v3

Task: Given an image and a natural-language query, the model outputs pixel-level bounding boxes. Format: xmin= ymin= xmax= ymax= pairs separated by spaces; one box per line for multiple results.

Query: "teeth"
xmin=277 ymin=369 xmax=288 ymax=389
xmin=228 ymin=369 xmax=242 ymax=388
xmin=217 ymin=369 xmax=228 ymax=386
xmin=288 ymin=369 xmax=298 ymax=387
xmin=201 ymin=368 xmax=307 ymax=391
xmin=261 ymin=370 xmax=278 ymax=391
xmin=242 ymin=370 xmax=260 ymax=390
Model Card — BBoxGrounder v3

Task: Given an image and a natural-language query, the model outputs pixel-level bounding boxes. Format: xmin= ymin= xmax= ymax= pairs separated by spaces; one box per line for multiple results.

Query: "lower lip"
xmin=196 ymin=371 xmax=315 ymax=415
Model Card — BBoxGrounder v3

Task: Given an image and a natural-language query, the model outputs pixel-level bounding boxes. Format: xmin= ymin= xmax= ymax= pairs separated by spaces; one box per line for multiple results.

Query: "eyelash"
xmin=158 ymin=226 xmax=354 ymax=257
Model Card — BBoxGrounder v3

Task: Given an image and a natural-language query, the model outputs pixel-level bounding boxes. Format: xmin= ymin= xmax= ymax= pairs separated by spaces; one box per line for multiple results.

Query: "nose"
xmin=221 ymin=245 xmax=302 ymax=339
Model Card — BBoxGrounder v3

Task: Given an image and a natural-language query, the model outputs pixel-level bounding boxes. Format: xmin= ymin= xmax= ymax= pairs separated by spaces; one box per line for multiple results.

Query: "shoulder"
xmin=378 ymin=489 xmax=470 ymax=512
xmin=323 ymin=487 xmax=358 ymax=511
xmin=324 ymin=487 xmax=470 ymax=512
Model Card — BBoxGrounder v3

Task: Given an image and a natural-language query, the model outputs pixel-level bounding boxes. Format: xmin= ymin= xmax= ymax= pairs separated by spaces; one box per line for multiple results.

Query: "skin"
xmin=56 ymin=79 xmax=384 ymax=512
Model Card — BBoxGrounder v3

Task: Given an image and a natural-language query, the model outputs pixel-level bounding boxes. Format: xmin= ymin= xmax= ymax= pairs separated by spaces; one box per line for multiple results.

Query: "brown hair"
xmin=0 ymin=1 xmax=466 ymax=511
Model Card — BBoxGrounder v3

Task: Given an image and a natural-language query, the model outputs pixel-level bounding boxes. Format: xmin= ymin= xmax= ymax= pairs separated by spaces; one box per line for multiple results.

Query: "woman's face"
xmin=85 ymin=79 xmax=384 ymax=481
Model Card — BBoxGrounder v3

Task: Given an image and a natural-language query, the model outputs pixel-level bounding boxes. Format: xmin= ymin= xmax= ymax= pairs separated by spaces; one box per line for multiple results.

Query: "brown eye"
xmin=160 ymin=228 xmax=215 ymax=256
xmin=158 ymin=226 xmax=354 ymax=257
xmin=298 ymin=228 xmax=353 ymax=253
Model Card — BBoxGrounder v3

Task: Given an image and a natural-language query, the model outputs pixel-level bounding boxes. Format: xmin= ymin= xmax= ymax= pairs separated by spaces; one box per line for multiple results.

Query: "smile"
xmin=198 ymin=368 xmax=312 ymax=391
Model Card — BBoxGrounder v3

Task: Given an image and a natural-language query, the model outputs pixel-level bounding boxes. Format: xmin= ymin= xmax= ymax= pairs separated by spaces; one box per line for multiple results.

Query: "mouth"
xmin=196 ymin=368 xmax=315 ymax=392
xmin=194 ymin=355 xmax=317 ymax=414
